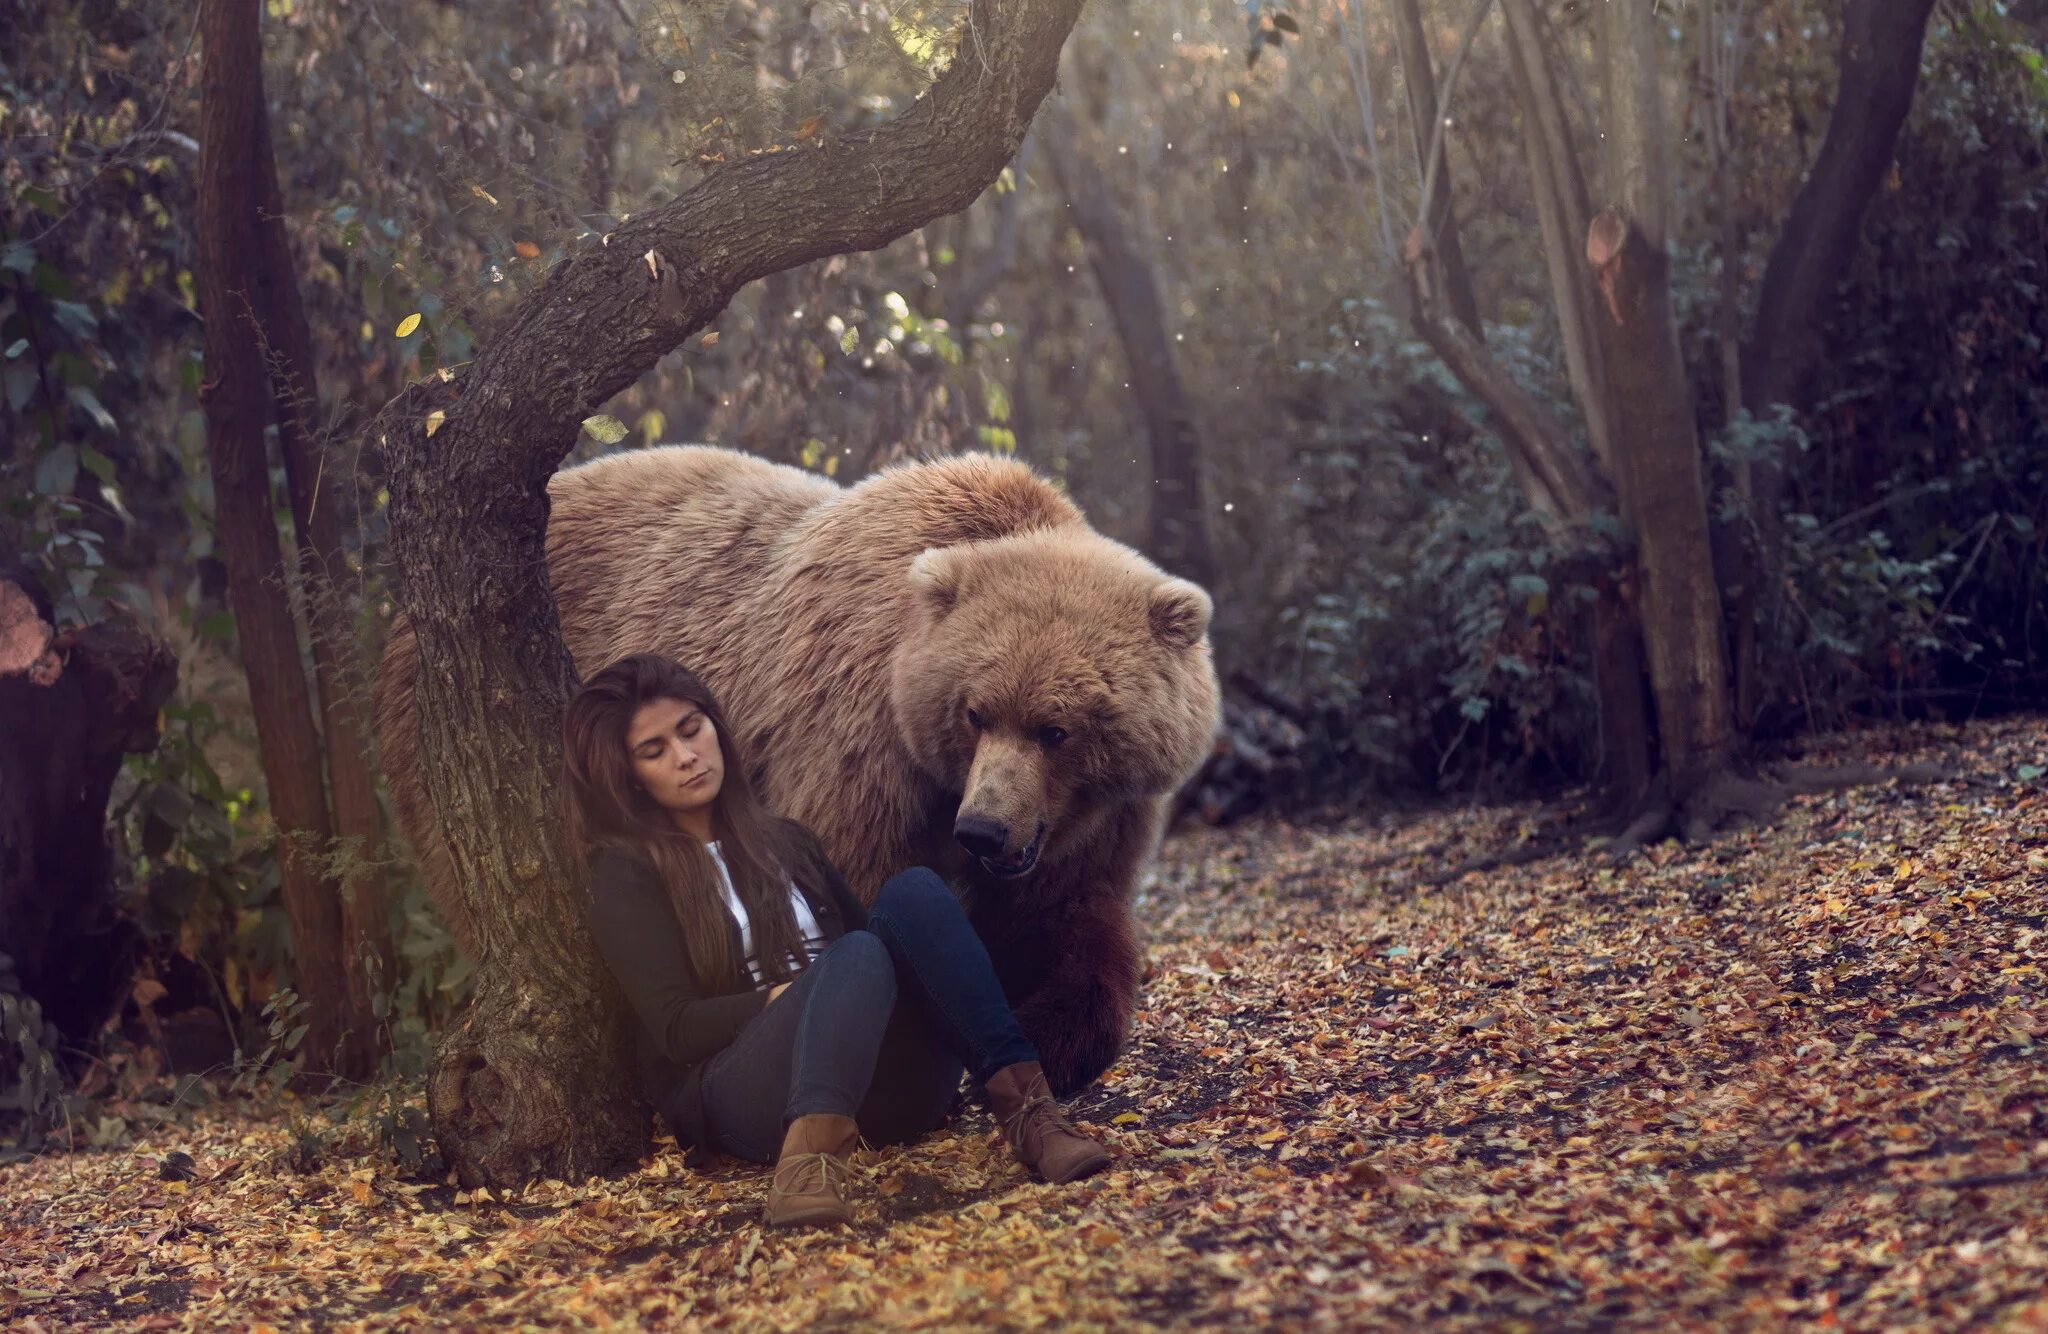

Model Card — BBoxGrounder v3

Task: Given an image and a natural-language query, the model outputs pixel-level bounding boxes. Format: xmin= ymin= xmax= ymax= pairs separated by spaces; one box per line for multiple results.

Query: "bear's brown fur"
xmin=375 ymin=446 xmax=1220 ymax=1094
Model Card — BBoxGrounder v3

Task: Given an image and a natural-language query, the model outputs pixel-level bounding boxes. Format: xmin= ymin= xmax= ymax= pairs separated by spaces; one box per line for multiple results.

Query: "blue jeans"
xmin=698 ymin=867 xmax=1042 ymax=1162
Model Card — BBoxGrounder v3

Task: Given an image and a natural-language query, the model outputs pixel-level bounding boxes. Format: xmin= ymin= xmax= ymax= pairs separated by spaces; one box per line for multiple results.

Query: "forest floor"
xmin=4 ymin=716 xmax=2046 ymax=1332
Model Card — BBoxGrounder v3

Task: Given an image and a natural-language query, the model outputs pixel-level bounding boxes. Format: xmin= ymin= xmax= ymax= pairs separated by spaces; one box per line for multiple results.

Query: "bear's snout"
xmin=954 ymin=813 xmax=1010 ymax=860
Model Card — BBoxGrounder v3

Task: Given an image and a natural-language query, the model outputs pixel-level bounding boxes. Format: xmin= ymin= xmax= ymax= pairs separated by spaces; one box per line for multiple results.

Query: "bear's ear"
xmin=908 ymin=547 xmax=964 ymax=616
xmin=1148 ymin=578 xmax=1212 ymax=649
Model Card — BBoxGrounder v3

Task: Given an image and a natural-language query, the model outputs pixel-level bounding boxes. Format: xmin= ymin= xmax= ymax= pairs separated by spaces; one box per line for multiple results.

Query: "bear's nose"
xmin=954 ymin=814 xmax=1010 ymax=860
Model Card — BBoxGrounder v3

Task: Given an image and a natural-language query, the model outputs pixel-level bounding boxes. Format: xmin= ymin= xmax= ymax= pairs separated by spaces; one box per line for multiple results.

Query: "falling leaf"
xmin=395 ymin=313 xmax=422 ymax=338
xmin=582 ymin=414 xmax=629 ymax=445
xmin=795 ymin=114 xmax=825 ymax=139
xmin=424 ymin=409 xmax=445 ymax=437
xmin=470 ymin=183 xmax=499 ymax=206
xmin=699 ymin=331 xmax=719 ymax=348
xmin=515 ymin=241 xmax=540 ymax=259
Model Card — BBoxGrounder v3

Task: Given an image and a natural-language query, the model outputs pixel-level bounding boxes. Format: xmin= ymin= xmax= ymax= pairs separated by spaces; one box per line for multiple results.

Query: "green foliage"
xmin=0 ymin=955 xmax=65 ymax=1150
xmin=1248 ymin=297 xmax=1606 ymax=795
xmin=1746 ymin=15 xmax=2048 ymax=727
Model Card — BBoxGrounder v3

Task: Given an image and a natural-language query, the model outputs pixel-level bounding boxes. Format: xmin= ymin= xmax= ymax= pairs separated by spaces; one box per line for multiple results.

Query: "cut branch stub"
xmin=1587 ymin=208 xmax=1630 ymax=326
xmin=0 ymin=579 xmax=61 ymax=684
xmin=1585 ymin=209 xmax=1627 ymax=268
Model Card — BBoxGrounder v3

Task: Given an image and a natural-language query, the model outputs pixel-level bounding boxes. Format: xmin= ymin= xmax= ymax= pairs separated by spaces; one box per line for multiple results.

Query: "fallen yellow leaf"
xmin=395 ymin=313 xmax=421 ymax=338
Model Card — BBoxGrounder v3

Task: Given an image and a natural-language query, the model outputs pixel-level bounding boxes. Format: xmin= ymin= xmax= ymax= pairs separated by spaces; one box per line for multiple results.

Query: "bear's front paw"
xmin=1017 ymin=1007 xmax=1127 ymax=1099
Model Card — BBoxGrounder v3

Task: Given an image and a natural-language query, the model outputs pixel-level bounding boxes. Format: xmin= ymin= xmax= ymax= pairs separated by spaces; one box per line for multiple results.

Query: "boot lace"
xmin=777 ymin=1151 xmax=852 ymax=1197
xmin=1001 ymin=1090 xmax=1074 ymax=1153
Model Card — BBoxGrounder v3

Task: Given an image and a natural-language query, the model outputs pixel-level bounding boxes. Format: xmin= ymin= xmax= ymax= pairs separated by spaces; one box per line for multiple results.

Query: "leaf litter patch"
xmin=2 ymin=714 xmax=2046 ymax=1330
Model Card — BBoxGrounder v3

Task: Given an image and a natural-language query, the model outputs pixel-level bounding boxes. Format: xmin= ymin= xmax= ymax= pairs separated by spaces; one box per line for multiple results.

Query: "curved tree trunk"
xmin=1741 ymin=0 xmax=1941 ymax=419
xmin=197 ymin=0 xmax=375 ymax=1081
xmin=1723 ymin=0 xmax=1940 ymax=721
xmin=1038 ymin=102 xmax=1218 ymax=590
xmin=374 ymin=0 xmax=1086 ymax=1189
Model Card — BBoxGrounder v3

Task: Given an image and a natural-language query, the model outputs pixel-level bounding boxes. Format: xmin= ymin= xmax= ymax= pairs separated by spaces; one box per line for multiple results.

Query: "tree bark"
xmin=1589 ymin=218 xmax=1736 ymax=799
xmin=197 ymin=0 xmax=371 ymax=1081
xmin=248 ymin=82 xmax=394 ymax=1059
xmin=1390 ymin=0 xmax=1483 ymax=339
xmin=1500 ymin=0 xmax=1612 ymax=471
xmin=1585 ymin=0 xmax=1734 ymax=799
xmin=1741 ymin=0 xmax=1940 ymax=419
xmin=0 ymin=569 xmax=177 ymax=1050
xmin=373 ymin=0 xmax=1086 ymax=1189
xmin=1037 ymin=101 xmax=1217 ymax=589
xmin=1725 ymin=0 xmax=1938 ymax=724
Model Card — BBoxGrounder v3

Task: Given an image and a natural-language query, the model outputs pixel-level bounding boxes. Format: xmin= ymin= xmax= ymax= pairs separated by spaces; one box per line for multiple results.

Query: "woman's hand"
xmin=766 ymin=982 xmax=792 ymax=1004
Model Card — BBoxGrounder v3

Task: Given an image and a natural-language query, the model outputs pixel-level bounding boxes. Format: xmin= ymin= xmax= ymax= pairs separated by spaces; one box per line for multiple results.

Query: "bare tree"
xmin=372 ymin=0 xmax=1088 ymax=1189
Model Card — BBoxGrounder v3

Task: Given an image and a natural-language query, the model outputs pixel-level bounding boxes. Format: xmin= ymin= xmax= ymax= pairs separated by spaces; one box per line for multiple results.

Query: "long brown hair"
xmin=562 ymin=654 xmax=809 ymax=991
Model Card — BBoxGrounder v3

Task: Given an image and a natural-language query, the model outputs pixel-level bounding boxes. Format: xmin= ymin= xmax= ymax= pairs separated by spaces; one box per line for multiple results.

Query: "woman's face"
xmin=627 ymin=696 xmax=725 ymax=826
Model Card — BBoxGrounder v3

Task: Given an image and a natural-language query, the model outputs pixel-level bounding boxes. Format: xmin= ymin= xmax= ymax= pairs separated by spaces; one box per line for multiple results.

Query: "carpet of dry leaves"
xmin=5 ymin=716 xmax=2046 ymax=1332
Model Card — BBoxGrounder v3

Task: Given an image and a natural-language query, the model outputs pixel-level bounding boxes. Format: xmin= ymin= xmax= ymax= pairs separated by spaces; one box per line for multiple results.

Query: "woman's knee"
xmin=819 ymin=928 xmax=894 ymax=985
xmin=874 ymin=866 xmax=957 ymax=921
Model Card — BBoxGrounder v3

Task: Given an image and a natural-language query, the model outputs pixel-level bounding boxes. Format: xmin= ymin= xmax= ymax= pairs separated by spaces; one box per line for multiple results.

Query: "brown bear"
xmin=376 ymin=446 xmax=1220 ymax=1095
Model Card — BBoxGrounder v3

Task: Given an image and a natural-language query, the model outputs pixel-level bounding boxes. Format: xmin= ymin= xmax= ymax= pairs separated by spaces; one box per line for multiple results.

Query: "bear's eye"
xmin=1037 ymin=724 xmax=1068 ymax=748
xmin=966 ymin=707 xmax=988 ymax=732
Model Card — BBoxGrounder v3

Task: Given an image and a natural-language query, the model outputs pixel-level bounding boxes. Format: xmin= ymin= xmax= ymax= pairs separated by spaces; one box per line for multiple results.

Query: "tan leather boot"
xmin=762 ymin=1113 xmax=860 ymax=1227
xmin=985 ymin=1061 xmax=1112 ymax=1184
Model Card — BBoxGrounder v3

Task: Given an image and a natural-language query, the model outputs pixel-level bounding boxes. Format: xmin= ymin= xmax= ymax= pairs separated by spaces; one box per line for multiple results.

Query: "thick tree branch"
xmin=1402 ymin=250 xmax=1613 ymax=536
xmin=384 ymin=0 xmax=1085 ymax=498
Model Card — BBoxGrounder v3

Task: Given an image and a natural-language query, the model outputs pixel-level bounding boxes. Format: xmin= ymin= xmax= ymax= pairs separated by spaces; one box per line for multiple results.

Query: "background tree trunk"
xmin=1725 ymin=0 xmax=1940 ymax=722
xmin=1588 ymin=0 xmax=1735 ymax=802
xmin=945 ymin=138 xmax=1032 ymax=339
xmin=1038 ymin=102 xmax=1218 ymax=590
xmin=1392 ymin=0 xmax=1654 ymax=809
xmin=1389 ymin=0 xmax=1482 ymax=340
xmin=197 ymin=0 xmax=375 ymax=1081
xmin=376 ymin=0 xmax=1087 ymax=1189
xmin=248 ymin=87 xmax=394 ymax=1054
xmin=1741 ymin=0 xmax=1942 ymax=420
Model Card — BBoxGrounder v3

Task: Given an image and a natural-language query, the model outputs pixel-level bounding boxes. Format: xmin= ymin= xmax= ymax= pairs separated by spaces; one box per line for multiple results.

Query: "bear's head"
xmin=891 ymin=527 xmax=1221 ymax=883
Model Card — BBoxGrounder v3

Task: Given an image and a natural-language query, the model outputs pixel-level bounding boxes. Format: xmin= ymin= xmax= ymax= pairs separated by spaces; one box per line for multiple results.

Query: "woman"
xmin=563 ymin=653 xmax=1112 ymax=1227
